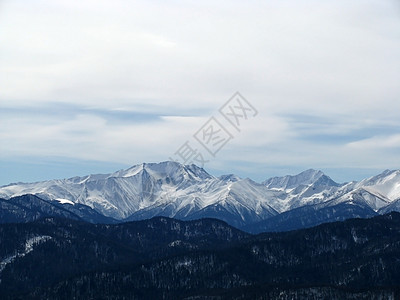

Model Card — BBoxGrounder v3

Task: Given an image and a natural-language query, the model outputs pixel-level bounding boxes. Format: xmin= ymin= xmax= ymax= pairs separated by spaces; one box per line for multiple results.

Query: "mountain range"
xmin=1 ymin=161 xmax=400 ymax=232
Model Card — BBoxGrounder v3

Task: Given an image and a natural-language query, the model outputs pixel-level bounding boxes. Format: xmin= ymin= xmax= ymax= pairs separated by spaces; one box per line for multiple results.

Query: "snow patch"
xmin=0 ymin=236 xmax=52 ymax=275
xmin=351 ymin=228 xmax=368 ymax=244
xmin=169 ymin=240 xmax=182 ymax=247
xmin=55 ymin=198 xmax=75 ymax=205
xmin=175 ymin=258 xmax=192 ymax=269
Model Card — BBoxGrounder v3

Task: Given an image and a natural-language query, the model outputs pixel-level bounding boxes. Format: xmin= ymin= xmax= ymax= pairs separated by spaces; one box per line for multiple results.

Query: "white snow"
xmin=351 ymin=228 xmax=368 ymax=244
xmin=0 ymin=236 xmax=52 ymax=274
xmin=175 ymin=258 xmax=192 ymax=268
xmin=55 ymin=198 xmax=75 ymax=205
xmin=356 ymin=170 xmax=400 ymax=201
xmin=1 ymin=162 xmax=400 ymax=222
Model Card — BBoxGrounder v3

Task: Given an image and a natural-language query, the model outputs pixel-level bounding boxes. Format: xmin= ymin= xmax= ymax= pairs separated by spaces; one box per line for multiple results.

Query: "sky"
xmin=1 ymin=0 xmax=400 ymax=185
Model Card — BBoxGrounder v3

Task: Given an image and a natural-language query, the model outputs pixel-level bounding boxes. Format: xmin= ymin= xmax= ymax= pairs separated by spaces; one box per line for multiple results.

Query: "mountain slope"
xmin=1 ymin=163 xmax=400 ymax=232
xmin=0 ymin=216 xmax=249 ymax=298
xmin=245 ymin=169 xmax=400 ymax=232
xmin=263 ymin=169 xmax=338 ymax=189
xmin=245 ymin=200 xmax=378 ymax=233
xmin=1 ymin=214 xmax=400 ymax=299
xmin=0 ymin=194 xmax=116 ymax=224
xmin=0 ymin=162 xmax=280 ymax=228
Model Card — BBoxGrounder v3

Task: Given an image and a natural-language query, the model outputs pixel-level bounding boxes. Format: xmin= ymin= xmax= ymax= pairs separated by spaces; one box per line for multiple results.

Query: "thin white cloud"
xmin=0 ymin=0 xmax=399 ymax=182
xmin=348 ymin=135 xmax=400 ymax=150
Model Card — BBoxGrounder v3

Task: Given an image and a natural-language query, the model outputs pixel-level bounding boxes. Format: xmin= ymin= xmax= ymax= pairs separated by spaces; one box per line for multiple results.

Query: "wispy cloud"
xmin=0 ymin=0 xmax=400 ymax=184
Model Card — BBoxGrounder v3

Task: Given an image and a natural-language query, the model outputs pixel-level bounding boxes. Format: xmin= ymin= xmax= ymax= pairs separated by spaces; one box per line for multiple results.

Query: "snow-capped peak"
xmin=356 ymin=169 xmax=400 ymax=201
xmin=1 ymin=163 xmax=400 ymax=229
xmin=110 ymin=161 xmax=212 ymax=182
xmin=263 ymin=169 xmax=333 ymax=190
xmin=218 ymin=174 xmax=241 ymax=183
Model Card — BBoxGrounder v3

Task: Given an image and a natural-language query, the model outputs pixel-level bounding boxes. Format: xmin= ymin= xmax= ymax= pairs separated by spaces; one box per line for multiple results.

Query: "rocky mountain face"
xmin=1 ymin=162 xmax=400 ymax=232
xmin=247 ymin=169 xmax=400 ymax=233
xmin=0 ymin=162 xmax=279 ymax=229
xmin=0 ymin=213 xmax=400 ymax=299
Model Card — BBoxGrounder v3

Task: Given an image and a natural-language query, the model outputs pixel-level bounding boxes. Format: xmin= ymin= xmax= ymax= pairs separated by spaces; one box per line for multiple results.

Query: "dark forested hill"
xmin=0 ymin=194 xmax=117 ymax=224
xmin=0 ymin=213 xmax=400 ymax=299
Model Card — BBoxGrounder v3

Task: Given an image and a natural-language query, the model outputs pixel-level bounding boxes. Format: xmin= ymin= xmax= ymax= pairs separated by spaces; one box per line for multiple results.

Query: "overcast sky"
xmin=1 ymin=0 xmax=400 ymax=185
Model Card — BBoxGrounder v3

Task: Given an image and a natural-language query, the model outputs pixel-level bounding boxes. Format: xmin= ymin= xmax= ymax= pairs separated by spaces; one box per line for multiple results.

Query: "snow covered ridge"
xmin=0 ymin=161 xmax=400 ymax=228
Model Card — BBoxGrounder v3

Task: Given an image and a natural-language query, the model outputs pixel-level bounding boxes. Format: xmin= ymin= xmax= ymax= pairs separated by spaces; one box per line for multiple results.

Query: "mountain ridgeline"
xmin=0 ymin=214 xmax=400 ymax=299
xmin=1 ymin=163 xmax=400 ymax=298
xmin=1 ymin=161 xmax=400 ymax=232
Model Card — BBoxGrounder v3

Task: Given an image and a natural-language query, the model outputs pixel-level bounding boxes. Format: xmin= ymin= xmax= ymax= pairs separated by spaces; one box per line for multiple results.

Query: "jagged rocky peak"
xmin=111 ymin=161 xmax=212 ymax=183
xmin=263 ymin=169 xmax=337 ymax=190
xmin=218 ymin=174 xmax=241 ymax=183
